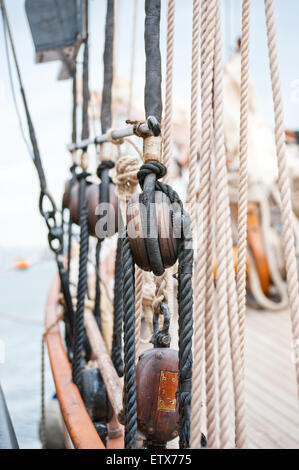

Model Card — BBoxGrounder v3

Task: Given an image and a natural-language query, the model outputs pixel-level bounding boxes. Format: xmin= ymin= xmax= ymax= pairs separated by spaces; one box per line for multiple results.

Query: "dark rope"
xmin=177 ymin=214 xmax=193 ymax=449
xmin=122 ymin=234 xmax=137 ymax=449
xmin=93 ymin=160 xmax=115 ymax=325
xmin=72 ymin=173 xmax=89 ymax=389
xmin=1 ymin=1 xmax=48 ymax=194
xmin=72 ymin=71 xmax=77 ymax=144
xmin=82 ymin=0 xmax=89 ymax=141
xmin=101 ymin=0 xmax=114 ymax=133
xmin=144 ymin=0 xmax=162 ymax=122
xmin=94 ymin=240 xmax=101 ymax=328
xmin=111 ymin=237 xmax=124 ymax=377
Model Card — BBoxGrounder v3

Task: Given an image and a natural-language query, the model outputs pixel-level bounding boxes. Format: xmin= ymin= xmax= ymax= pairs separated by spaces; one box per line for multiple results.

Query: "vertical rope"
xmin=237 ymin=0 xmax=250 ymax=366
xmin=153 ymin=0 xmax=176 ymax=338
xmin=213 ymin=0 xmax=247 ymax=448
xmin=144 ymin=0 xmax=162 ymax=121
xmin=122 ymin=234 xmax=138 ymax=449
xmin=82 ymin=0 xmax=89 ymax=141
xmin=212 ymin=0 xmax=232 ymax=449
xmin=163 ymin=0 xmax=175 ymax=182
xmin=101 ymin=0 xmax=114 ymax=133
xmin=127 ymin=0 xmax=138 ymax=119
xmin=189 ymin=0 xmax=204 ymax=449
xmin=190 ymin=0 xmax=216 ymax=449
xmin=134 ymin=267 xmax=143 ymax=360
xmin=264 ymin=0 xmax=299 ymax=398
xmin=202 ymin=0 xmax=219 ymax=448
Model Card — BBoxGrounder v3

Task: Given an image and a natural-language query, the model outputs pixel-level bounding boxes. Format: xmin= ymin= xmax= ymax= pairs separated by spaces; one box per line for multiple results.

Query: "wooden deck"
xmin=246 ymin=308 xmax=299 ymax=449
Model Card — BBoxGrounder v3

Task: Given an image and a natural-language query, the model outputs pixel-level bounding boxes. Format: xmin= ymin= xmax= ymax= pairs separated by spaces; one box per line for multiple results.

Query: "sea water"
xmin=0 ymin=247 xmax=56 ymax=449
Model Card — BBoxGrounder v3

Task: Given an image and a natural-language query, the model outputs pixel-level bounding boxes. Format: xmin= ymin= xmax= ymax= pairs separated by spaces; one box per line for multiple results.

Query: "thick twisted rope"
xmin=237 ymin=0 xmax=250 ymax=367
xmin=212 ymin=1 xmax=234 ymax=449
xmin=127 ymin=0 xmax=138 ymax=120
xmin=202 ymin=4 xmax=219 ymax=439
xmin=191 ymin=0 xmax=216 ymax=449
xmin=189 ymin=0 xmax=205 ymax=450
xmin=177 ymin=224 xmax=194 ymax=449
xmin=72 ymin=174 xmax=89 ymax=389
xmin=122 ymin=234 xmax=137 ymax=449
xmin=113 ymin=153 xmax=143 ymax=356
xmin=188 ymin=0 xmax=200 ymax=228
xmin=213 ymin=0 xmax=247 ymax=448
xmin=264 ymin=0 xmax=299 ymax=397
xmin=163 ymin=0 xmax=175 ymax=181
xmin=111 ymin=237 xmax=124 ymax=377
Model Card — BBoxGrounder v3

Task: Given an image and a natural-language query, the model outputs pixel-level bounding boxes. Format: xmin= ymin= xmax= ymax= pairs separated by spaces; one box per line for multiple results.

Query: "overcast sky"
xmin=0 ymin=0 xmax=299 ymax=248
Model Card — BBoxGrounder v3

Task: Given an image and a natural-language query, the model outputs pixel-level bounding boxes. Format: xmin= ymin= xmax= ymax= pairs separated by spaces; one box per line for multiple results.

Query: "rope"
xmin=237 ymin=0 xmax=250 ymax=367
xmin=122 ymin=234 xmax=138 ymax=449
xmin=0 ymin=0 xmax=51 ymax=197
xmin=264 ymin=0 xmax=299 ymax=396
xmin=214 ymin=0 xmax=248 ymax=448
xmin=111 ymin=237 xmax=124 ymax=376
xmin=134 ymin=267 xmax=143 ymax=360
xmin=144 ymin=0 xmax=162 ymax=121
xmin=113 ymin=152 xmax=143 ymax=356
xmin=163 ymin=0 xmax=175 ymax=181
xmin=153 ymin=0 xmax=176 ymax=334
xmin=202 ymin=0 xmax=219 ymax=448
xmin=191 ymin=0 xmax=216 ymax=449
xmin=127 ymin=0 xmax=138 ymax=119
xmin=72 ymin=173 xmax=89 ymax=389
xmin=101 ymin=0 xmax=114 ymax=133
xmin=213 ymin=0 xmax=234 ymax=450
xmin=81 ymin=0 xmax=89 ymax=141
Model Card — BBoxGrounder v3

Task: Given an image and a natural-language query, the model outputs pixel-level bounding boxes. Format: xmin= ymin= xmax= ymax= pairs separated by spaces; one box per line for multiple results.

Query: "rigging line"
xmin=1 ymin=15 xmax=33 ymax=159
xmin=81 ymin=0 xmax=89 ymax=141
xmin=101 ymin=0 xmax=114 ymax=134
xmin=144 ymin=0 xmax=162 ymax=122
xmin=127 ymin=0 xmax=138 ymax=119
xmin=0 ymin=0 xmax=47 ymax=194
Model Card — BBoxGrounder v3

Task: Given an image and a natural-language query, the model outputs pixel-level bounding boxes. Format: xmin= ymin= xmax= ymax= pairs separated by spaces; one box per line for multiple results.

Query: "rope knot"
xmin=137 ymin=162 xmax=166 ymax=189
xmin=106 ymin=128 xmax=125 ymax=146
xmin=96 ymin=160 xmax=115 ymax=179
xmin=113 ymin=154 xmax=140 ymax=200
xmin=77 ymin=169 xmax=89 ymax=181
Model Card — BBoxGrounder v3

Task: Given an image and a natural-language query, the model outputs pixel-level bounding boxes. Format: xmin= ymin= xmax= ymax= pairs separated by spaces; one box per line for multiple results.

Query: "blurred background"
xmin=0 ymin=0 xmax=299 ymax=448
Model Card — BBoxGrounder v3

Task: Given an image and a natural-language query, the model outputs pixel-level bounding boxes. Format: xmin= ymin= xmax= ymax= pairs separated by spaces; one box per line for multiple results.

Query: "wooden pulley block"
xmin=66 ymin=182 xmax=118 ymax=238
xmin=68 ymin=181 xmax=83 ymax=225
xmin=86 ymin=183 xmax=119 ymax=238
xmin=62 ymin=179 xmax=78 ymax=210
xmin=136 ymin=348 xmax=179 ymax=445
xmin=126 ymin=191 xmax=178 ymax=272
xmin=81 ymin=367 xmax=113 ymax=424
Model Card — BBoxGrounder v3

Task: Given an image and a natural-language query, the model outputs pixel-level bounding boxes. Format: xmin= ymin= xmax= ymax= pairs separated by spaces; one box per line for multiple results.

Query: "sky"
xmin=0 ymin=0 xmax=299 ymax=247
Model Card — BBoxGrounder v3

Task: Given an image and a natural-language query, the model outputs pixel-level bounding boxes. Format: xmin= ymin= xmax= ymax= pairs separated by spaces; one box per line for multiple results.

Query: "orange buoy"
xmin=14 ymin=258 xmax=30 ymax=270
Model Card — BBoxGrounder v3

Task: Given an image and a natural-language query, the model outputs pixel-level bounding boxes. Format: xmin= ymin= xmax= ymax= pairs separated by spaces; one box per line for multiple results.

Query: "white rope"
xmin=264 ymin=0 xmax=299 ymax=397
xmin=191 ymin=0 xmax=216 ymax=449
xmin=237 ymin=0 xmax=250 ymax=366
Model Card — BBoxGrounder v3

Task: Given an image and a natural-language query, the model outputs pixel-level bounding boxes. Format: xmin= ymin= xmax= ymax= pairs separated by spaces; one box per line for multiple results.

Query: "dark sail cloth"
xmin=25 ymin=0 xmax=85 ymax=79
